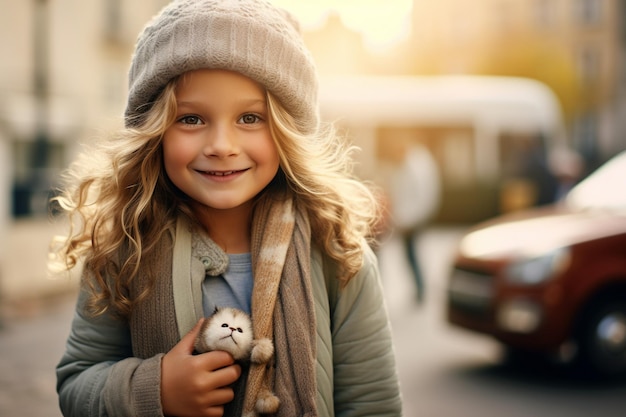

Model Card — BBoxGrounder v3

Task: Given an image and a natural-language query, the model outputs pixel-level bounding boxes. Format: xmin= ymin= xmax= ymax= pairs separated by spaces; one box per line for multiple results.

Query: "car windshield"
xmin=565 ymin=151 xmax=626 ymax=212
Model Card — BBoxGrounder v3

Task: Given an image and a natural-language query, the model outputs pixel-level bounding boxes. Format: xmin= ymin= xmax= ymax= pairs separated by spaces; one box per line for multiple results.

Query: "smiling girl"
xmin=54 ymin=1 xmax=402 ymax=416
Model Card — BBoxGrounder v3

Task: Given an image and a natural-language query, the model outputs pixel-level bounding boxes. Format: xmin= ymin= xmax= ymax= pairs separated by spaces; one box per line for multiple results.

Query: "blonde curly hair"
xmin=53 ymin=76 xmax=381 ymax=317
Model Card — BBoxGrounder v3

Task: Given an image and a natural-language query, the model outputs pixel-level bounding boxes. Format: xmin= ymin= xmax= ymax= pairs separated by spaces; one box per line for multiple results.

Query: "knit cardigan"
xmin=56 ymin=221 xmax=403 ymax=416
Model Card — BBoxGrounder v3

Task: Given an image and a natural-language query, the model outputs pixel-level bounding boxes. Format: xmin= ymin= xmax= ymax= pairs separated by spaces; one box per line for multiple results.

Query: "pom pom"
xmin=256 ymin=389 xmax=281 ymax=414
xmin=251 ymin=337 xmax=274 ymax=364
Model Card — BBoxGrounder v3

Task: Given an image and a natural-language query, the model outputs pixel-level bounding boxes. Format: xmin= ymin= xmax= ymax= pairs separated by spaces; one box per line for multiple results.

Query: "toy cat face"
xmin=194 ymin=307 xmax=253 ymax=361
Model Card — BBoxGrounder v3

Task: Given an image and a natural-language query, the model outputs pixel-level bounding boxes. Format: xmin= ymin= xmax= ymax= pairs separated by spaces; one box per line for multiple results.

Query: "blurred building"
xmin=303 ymin=12 xmax=412 ymax=76
xmin=1 ymin=0 xmax=625 ymax=226
xmin=303 ymin=13 xmax=370 ymax=76
xmin=0 ymin=0 xmax=169 ymax=223
xmin=407 ymin=0 xmax=626 ymax=168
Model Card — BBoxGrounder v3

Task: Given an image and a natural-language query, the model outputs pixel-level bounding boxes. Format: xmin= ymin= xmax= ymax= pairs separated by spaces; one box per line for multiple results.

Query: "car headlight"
xmin=505 ymin=247 xmax=570 ymax=285
xmin=497 ymin=298 xmax=542 ymax=333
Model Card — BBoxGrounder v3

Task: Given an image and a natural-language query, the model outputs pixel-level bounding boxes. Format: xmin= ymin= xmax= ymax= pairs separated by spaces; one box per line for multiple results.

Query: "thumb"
xmin=172 ymin=318 xmax=204 ymax=355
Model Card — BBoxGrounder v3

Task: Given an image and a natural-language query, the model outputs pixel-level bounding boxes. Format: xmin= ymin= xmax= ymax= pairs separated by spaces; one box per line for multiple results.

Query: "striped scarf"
xmin=241 ymin=193 xmax=318 ymax=416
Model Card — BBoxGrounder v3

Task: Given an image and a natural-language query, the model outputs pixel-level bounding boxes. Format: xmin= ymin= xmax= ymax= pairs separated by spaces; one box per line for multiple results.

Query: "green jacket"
xmin=56 ymin=227 xmax=403 ymax=416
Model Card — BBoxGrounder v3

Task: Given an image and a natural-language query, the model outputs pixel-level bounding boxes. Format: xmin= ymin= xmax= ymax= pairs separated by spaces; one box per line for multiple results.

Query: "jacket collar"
xmin=172 ymin=216 xmax=229 ymax=338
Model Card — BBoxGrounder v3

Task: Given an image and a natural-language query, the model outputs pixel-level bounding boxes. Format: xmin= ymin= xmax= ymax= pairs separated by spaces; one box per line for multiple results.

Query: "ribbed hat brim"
xmin=125 ymin=0 xmax=319 ymax=133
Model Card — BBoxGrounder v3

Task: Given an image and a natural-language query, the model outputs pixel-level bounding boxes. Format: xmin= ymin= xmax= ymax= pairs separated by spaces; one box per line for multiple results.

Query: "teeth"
xmin=198 ymin=169 xmax=244 ymax=176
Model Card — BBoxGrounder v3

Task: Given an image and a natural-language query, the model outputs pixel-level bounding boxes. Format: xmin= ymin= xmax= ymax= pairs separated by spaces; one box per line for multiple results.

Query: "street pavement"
xmin=0 ymin=294 xmax=74 ymax=417
xmin=0 ymin=219 xmax=78 ymax=417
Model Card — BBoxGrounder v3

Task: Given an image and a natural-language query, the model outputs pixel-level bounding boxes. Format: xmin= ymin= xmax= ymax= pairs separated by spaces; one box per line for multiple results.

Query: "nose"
xmin=204 ymin=124 xmax=239 ymax=158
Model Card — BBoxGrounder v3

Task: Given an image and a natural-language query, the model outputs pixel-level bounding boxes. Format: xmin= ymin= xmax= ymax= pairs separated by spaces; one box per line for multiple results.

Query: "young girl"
xmin=55 ymin=1 xmax=402 ymax=416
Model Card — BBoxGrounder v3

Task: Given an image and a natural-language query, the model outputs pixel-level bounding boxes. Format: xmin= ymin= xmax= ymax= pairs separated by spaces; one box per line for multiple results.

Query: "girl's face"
xmin=163 ymin=69 xmax=280 ymax=215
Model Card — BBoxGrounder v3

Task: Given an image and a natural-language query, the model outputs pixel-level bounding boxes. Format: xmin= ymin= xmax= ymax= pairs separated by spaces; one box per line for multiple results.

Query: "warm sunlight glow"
xmin=271 ymin=0 xmax=413 ymax=50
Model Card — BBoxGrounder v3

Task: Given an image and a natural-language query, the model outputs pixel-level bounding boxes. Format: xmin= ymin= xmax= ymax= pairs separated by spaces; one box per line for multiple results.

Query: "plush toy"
xmin=194 ymin=307 xmax=280 ymax=414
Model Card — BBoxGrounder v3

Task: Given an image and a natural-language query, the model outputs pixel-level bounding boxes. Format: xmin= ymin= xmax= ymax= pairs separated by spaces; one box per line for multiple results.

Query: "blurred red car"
xmin=447 ymin=150 xmax=626 ymax=376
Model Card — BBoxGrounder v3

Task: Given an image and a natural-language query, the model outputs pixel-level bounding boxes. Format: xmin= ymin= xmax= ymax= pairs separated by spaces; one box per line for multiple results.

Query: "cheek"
xmin=162 ymin=135 xmax=192 ymax=174
xmin=267 ymin=148 xmax=281 ymax=174
xmin=256 ymin=138 xmax=280 ymax=172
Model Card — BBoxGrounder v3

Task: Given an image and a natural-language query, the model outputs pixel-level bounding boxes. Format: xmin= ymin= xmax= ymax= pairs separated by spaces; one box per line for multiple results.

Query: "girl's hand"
xmin=161 ymin=320 xmax=242 ymax=417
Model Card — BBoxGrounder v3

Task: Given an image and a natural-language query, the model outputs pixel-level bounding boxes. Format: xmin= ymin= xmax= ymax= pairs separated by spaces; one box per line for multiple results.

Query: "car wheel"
xmin=577 ymin=300 xmax=626 ymax=377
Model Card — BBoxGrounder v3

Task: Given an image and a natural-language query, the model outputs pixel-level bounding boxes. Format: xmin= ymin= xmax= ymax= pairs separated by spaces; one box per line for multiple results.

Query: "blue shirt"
xmin=202 ymin=252 xmax=253 ymax=315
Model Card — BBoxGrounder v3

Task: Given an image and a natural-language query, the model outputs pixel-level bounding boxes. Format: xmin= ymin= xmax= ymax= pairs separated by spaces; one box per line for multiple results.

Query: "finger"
xmin=199 ymin=363 xmax=242 ymax=390
xmin=201 ymin=405 xmax=225 ymax=417
xmin=202 ymin=386 xmax=235 ymax=408
xmin=172 ymin=319 xmax=204 ymax=355
xmin=196 ymin=350 xmax=238 ymax=372
xmin=213 ymin=363 xmax=241 ymax=383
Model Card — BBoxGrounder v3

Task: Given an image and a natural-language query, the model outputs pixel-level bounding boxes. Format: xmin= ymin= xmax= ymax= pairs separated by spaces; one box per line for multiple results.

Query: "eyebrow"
xmin=176 ymin=98 xmax=267 ymax=108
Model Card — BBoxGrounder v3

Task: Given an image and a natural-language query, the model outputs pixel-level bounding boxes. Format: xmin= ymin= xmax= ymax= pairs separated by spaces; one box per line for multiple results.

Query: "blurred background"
xmin=1 ymin=0 xmax=625 ymax=416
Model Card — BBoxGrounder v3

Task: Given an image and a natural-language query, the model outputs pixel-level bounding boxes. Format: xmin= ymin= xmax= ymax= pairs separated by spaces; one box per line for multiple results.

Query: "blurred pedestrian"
xmin=388 ymin=142 xmax=441 ymax=304
xmin=52 ymin=1 xmax=402 ymax=416
xmin=549 ymin=147 xmax=585 ymax=201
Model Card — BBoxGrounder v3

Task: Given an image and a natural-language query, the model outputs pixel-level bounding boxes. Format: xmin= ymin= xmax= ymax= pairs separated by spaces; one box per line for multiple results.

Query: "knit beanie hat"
xmin=125 ymin=0 xmax=319 ymax=133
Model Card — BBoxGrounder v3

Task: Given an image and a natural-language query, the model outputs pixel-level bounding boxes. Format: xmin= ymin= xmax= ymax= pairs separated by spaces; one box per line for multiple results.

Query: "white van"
xmin=319 ymin=75 xmax=568 ymax=223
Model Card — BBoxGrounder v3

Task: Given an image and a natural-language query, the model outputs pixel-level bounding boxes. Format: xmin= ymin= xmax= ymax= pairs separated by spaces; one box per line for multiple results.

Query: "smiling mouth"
xmin=198 ymin=169 xmax=247 ymax=176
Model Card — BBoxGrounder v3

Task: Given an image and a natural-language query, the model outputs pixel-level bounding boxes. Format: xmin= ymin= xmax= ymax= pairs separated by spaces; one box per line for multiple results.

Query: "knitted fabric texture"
xmin=129 ymin=195 xmax=318 ymax=416
xmin=125 ymin=0 xmax=319 ymax=134
xmin=244 ymin=193 xmax=318 ymax=416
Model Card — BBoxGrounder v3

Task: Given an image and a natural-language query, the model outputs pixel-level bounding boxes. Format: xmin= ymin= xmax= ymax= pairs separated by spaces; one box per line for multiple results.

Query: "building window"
xmin=442 ymin=131 xmax=475 ymax=186
xmin=574 ymin=112 xmax=599 ymax=163
xmin=577 ymin=45 xmax=601 ymax=84
xmin=12 ymin=140 xmax=66 ymax=217
xmin=574 ymin=0 xmax=603 ymax=25
xmin=534 ymin=0 xmax=556 ymax=29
